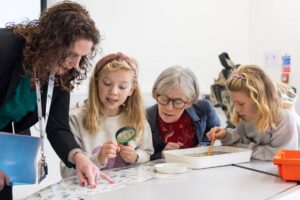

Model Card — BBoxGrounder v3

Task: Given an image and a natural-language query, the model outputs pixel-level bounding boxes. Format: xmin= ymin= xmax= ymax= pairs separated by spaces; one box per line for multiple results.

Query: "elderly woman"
xmin=147 ymin=66 xmax=221 ymax=160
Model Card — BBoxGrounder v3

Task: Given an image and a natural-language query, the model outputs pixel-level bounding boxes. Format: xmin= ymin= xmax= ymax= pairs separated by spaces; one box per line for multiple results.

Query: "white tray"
xmin=163 ymin=146 xmax=252 ymax=169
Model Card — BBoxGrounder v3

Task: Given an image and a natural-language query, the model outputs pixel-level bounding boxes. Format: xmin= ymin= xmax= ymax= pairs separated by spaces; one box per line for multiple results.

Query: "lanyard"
xmin=35 ymin=73 xmax=55 ymax=159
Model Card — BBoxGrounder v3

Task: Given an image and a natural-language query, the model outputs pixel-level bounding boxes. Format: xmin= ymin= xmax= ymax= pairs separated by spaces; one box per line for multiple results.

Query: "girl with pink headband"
xmin=207 ymin=65 xmax=300 ymax=160
xmin=61 ymin=53 xmax=153 ymax=177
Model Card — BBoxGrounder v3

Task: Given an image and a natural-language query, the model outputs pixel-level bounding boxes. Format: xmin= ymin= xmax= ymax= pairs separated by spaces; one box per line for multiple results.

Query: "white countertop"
xmin=234 ymin=159 xmax=279 ymax=176
xmin=87 ymin=165 xmax=296 ymax=200
xmin=26 ymin=160 xmax=299 ymax=200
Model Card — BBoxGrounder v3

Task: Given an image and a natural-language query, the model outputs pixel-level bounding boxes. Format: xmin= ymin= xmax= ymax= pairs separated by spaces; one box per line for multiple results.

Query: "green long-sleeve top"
xmin=0 ymin=75 xmax=36 ymax=129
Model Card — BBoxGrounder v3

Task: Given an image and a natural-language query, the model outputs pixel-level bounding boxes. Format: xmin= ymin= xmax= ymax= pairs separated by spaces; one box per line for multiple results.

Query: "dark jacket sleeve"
xmin=0 ymin=28 xmax=25 ymax=107
xmin=46 ymin=86 xmax=80 ymax=168
xmin=199 ymin=100 xmax=221 ymax=133
xmin=193 ymin=99 xmax=221 ymax=144
xmin=147 ymin=105 xmax=165 ymax=160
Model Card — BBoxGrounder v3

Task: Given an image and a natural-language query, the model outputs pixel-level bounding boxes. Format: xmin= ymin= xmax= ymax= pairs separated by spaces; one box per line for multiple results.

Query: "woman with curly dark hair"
xmin=0 ymin=1 xmax=113 ymax=199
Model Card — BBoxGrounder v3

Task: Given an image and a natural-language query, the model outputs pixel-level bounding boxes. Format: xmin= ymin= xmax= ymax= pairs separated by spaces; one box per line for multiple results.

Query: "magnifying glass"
xmin=115 ymin=126 xmax=136 ymax=145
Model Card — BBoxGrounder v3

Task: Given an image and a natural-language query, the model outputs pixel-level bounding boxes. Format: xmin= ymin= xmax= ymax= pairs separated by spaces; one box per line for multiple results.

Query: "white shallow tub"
xmin=163 ymin=146 xmax=252 ymax=169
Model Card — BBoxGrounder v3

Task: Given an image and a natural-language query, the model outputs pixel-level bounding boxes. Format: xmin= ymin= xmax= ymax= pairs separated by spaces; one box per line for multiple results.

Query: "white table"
xmin=234 ymin=159 xmax=279 ymax=176
xmin=27 ymin=160 xmax=298 ymax=200
xmin=272 ymin=185 xmax=300 ymax=200
xmin=87 ymin=165 xmax=296 ymax=200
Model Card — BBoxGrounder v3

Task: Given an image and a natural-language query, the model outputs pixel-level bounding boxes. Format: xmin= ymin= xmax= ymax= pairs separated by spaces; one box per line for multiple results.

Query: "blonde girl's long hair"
xmin=83 ymin=53 xmax=146 ymax=135
xmin=226 ymin=65 xmax=283 ymax=132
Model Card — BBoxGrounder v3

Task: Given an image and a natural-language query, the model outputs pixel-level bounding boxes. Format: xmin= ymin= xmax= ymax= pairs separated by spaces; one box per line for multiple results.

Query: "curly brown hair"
xmin=7 ymin=1 xmax=100 ymax=90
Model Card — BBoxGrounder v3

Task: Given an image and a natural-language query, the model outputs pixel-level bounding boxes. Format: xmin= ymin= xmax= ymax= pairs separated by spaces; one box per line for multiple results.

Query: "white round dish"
xmin=154 ymin=163 xmax=188 ymax=174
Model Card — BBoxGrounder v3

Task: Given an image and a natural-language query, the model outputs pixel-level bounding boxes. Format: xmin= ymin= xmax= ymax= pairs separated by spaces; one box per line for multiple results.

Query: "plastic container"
xmin=163 ymin=146 xmax=252 ymax=169
xmin=273 ymin=150 xmax=300 ymax=181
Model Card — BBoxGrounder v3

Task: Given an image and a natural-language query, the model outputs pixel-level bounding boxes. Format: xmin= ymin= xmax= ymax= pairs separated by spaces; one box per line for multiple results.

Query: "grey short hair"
xmin=152 ymin=66 xmax=200 ymax=103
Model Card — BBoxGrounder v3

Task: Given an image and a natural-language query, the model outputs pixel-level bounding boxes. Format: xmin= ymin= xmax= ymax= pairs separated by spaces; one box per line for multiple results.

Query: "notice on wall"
xmin=281 ymin=54 xmax=291 ymax=84
xmin=263 ymin=52 xmax=281 ymax=70
xmin=281 ymin=54 xmax=291 ymax=73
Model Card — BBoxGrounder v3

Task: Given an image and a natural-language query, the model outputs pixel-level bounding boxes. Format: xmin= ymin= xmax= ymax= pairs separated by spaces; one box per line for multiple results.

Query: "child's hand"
xmin=119 ymin=144 xmax=137 ymax=164
xmin=0 ymin=171 xmax=10 ymax=191
xmin=207 ymin=127 xmax=227 ymax=141
xmin=163 ymin=142 xmax=183 ymax=151
xmin=98 ymin=141 xmax=120 ymax=166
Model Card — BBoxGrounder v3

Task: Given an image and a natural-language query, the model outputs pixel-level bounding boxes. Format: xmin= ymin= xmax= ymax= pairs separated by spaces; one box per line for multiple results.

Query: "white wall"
xmin=0 ymin=0 xmax=40 ymax=27
xmin=249 ymin=0 xmax=300 ymax=113
xmin=48 ymin=0 xmax=251 ymax=95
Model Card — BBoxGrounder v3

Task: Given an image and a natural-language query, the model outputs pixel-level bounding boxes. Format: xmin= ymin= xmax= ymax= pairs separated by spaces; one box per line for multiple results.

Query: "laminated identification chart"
xmin=26 ymin=163 xmax=155 ymax=200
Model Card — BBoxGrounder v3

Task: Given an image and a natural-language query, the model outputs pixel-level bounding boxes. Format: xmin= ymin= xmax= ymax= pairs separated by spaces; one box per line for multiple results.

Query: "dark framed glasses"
xmin=156 ymin=94 xmax=188 ymax=109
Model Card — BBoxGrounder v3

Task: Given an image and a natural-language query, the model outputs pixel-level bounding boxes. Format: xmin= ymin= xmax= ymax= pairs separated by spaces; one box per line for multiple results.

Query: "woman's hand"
xmin=207 ymin=127 xmax=227 ymax=141
xmin=0 ymin=171 xmax=9 ymax=191
xmin=74 ymin=152 xmax=115 ymax=188
xmin=119 ymin=144 xmax=138 ymax=163
xmin=163 ymin=142 xmax=183 ymax=151
xmin=98 ymin=141 xmax=120 ymax=166
xmin=161 ymin=142 xmax=183 ymax=159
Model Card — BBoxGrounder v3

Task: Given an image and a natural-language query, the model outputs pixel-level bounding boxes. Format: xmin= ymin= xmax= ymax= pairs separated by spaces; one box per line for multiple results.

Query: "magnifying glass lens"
xmin=115 ymin=127 xmax=136 ymax=145
xmin=117 ymin=130 xmax=134 ymax=141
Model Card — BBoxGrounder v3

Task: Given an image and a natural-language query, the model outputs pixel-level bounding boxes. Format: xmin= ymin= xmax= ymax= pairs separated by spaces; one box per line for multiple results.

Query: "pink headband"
xmin=95 ymin=52 xmax=138 ymax=76
xmin=231 ymin=73 xmax=246 ymax=80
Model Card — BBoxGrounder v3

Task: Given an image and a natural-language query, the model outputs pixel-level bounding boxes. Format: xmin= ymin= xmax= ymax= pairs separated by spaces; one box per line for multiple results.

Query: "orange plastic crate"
xmin=273 ymin=150 xmax=300 ymax=181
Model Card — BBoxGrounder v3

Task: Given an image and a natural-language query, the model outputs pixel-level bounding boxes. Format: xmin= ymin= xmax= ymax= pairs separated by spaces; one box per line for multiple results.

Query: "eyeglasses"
xmin=156 ymin=94 xmax=188 ymax=109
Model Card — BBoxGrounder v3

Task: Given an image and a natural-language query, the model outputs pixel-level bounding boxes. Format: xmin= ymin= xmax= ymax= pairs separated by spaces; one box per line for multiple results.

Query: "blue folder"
xmin=0 ymin=131 xmax=40 ymax=185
